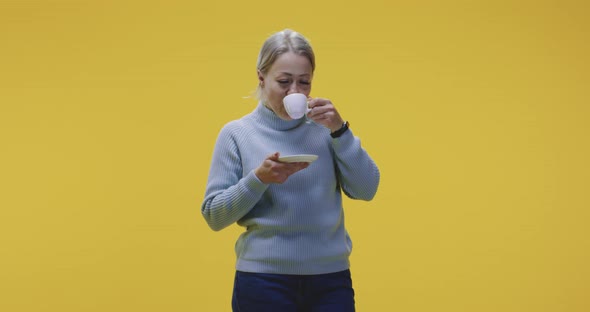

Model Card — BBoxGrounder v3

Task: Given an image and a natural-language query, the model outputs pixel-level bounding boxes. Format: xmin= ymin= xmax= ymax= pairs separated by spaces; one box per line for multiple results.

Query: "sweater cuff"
xmin=243 ymin=170 xmax=269 ymax=194
xmin=331 ymin=127 xmax=354 ymax=150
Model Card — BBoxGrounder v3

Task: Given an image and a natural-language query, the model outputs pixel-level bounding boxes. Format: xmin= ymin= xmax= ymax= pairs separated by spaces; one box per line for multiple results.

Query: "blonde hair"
xmin=256 ymin=29 xmax=315 ymax=100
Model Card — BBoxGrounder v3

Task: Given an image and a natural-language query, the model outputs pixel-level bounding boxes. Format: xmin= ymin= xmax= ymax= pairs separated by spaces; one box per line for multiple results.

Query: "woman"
xmin=201 ymin=29 xmax=380 ymax=312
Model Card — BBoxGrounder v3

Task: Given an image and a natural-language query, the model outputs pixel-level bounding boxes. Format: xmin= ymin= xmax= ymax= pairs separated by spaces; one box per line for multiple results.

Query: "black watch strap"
xmin=330 ymin=121 xmax=350 ymax=138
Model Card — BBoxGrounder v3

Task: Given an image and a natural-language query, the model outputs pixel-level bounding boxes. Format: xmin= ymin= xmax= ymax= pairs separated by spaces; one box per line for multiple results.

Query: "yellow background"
xmin=1 ymin=0 xmax=589 ymax=311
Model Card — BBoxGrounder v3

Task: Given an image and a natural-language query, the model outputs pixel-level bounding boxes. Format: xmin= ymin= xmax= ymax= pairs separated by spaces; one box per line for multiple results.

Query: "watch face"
xmin=341 ymin=121 xmax=349 ymax=131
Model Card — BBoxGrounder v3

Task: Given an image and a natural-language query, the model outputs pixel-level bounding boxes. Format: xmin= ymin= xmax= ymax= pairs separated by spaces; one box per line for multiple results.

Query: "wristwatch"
xmin=330 ymin=121 xmax=350 ymax=138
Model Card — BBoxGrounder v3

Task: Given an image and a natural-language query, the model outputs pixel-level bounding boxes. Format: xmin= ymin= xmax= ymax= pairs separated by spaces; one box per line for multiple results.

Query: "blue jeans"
xmin=232 ymin=269 xmax=355 ymax=312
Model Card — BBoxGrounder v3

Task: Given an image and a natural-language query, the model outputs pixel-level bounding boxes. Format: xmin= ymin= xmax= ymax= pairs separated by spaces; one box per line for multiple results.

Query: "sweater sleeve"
xmin=332 ymin=129 xmax=380 ymax=201
xmin=201 ymin=124 xmax=269 ymax=231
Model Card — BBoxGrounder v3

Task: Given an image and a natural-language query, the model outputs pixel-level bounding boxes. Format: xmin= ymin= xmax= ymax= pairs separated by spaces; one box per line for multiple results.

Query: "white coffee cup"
xmin=283 ymin=93 xmax=311 ymax=119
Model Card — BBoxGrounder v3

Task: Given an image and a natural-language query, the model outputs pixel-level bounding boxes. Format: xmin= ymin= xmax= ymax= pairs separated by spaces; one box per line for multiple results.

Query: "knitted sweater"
xmin=201 ymin=102 xmax=380 ymax=275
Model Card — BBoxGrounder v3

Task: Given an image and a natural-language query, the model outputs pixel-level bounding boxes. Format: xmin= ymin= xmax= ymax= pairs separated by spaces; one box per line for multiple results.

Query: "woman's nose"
xmin=287 ymin=82 xmax=300 ymax=94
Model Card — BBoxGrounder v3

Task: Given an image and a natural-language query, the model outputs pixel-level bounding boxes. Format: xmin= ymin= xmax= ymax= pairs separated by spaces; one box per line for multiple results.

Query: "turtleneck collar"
xmin=253 ymin=101 xmax=306 ymax=131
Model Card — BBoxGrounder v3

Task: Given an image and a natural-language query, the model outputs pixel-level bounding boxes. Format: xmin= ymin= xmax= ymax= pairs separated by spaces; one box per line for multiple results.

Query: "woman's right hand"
xmin=254 ymin=152 xmax=309 ymax=184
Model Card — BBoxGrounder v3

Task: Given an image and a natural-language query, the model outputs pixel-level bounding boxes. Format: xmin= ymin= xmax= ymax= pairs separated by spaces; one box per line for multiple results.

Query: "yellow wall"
xmin=1 ymin=1 xmax=589 ymax=311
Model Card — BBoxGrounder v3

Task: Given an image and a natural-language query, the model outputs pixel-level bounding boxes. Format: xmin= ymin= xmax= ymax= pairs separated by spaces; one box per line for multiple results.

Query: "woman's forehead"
xmin=269 ymin=53 xmax=312 ymax=76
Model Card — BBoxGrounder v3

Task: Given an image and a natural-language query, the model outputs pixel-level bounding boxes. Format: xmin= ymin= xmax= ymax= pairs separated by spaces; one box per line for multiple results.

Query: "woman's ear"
xmin=257 ymin=71 xmax=264 ymax=86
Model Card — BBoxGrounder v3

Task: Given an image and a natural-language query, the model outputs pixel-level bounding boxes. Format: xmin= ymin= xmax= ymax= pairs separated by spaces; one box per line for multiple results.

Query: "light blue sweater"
xmin=202 ymin=103 xmax=380 ymax=275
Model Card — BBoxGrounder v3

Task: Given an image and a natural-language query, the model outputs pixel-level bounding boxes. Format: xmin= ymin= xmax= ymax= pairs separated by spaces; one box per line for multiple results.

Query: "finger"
xmin=308 ymin=98 xmax=318 ymax=108
xmin=309 ymin=104 xmax=335 ymax=118
xmin=309 ymin=106 xmax=327 ymax=119
xmin=310 ymin=111 xmax=332 ymax=122
xmin=267 ymin=152 xmax=280 ymax=161
xmin=292 ymin=162 xmax=310 ymax=173
xmin=297 ymin=162 xmax=310 ymax=171
xmin=308 ymin=98 xmax=329 ymax=108
xmin=282 ymin=162 xmax=308 ymax=174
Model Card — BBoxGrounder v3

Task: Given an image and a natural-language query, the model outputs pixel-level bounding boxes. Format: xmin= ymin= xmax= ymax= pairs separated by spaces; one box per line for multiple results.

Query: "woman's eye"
xmin=300 ymin=81 xmax=311 ymax=85
xmin=278 ymin=80 xmax=289 ymax=84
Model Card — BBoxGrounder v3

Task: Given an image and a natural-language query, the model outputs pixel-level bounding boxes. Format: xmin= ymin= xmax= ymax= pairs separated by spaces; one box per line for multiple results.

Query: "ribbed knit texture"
xmin=202 ymin=102 xmax=380 ymax=275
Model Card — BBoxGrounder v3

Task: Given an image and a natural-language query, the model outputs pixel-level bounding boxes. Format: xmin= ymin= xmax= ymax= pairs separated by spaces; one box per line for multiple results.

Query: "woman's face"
xmin=259 ymin=52 xmax=313 ymax=120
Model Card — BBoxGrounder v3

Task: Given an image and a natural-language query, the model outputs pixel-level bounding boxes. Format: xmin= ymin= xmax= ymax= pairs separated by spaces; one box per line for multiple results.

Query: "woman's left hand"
xmin=307 ymin=98 xmax=344 ymax=133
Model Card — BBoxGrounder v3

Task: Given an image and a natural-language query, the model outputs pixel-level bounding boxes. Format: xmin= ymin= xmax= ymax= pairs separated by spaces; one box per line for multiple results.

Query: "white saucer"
xmin=278 ymin=154 xmax=318 ymax=163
